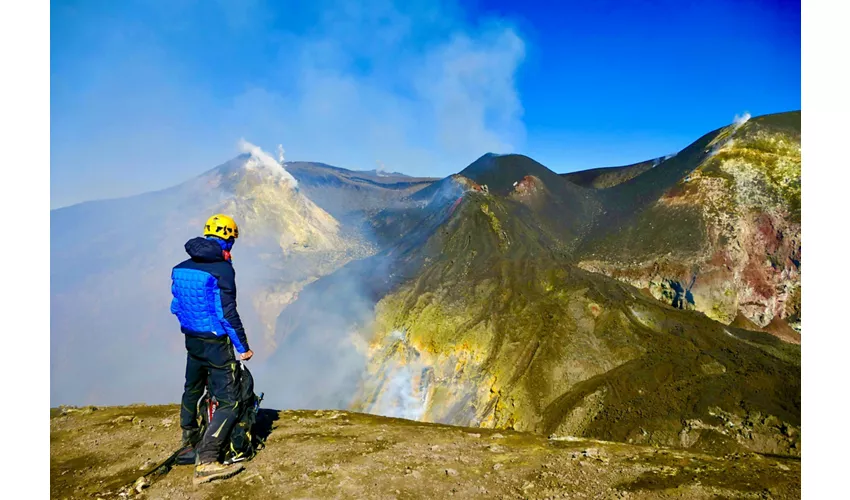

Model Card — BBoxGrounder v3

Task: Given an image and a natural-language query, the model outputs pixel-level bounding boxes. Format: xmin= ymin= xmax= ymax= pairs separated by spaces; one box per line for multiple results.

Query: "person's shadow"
xmin=252 ymin=408 xmax=280 ymax=450
xmin=670 ymin=275 xmax=697 ymax=310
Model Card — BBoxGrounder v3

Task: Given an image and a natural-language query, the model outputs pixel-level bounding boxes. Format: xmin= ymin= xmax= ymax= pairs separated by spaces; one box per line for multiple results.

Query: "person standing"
xmin=170 ymin=214 xmax=254 ymax=485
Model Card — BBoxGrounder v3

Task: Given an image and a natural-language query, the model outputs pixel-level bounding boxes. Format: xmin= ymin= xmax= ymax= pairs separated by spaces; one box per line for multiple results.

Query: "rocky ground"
xmin=51 ymin=405 xmax=800 ymax=499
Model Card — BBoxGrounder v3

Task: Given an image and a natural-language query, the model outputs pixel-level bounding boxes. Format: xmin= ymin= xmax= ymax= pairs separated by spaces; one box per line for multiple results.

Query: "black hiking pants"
xmin=180 ymin=335 xmax=241 ymax=464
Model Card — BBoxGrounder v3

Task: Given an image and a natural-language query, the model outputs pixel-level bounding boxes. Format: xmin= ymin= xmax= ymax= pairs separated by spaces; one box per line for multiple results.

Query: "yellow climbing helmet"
xmin=203 ymin=214 xmax=239 ymax=240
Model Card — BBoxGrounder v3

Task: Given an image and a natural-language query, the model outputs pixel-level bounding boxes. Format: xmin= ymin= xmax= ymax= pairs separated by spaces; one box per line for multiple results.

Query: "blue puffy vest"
xmin=170 ymin=237 xmax=250 ymax=353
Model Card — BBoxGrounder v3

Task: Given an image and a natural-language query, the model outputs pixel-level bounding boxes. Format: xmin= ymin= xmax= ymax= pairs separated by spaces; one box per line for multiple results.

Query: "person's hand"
xmin=240 ymin=350 xmax=254 ymax=361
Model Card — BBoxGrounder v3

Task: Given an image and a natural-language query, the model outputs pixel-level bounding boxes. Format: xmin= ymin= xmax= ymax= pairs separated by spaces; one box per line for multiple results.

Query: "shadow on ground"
xmin=253 ymin=408 xmax=280 ymax=450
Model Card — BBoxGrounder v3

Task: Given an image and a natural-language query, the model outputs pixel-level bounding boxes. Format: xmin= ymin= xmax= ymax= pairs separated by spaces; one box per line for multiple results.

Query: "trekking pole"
xmin=122 ymin=444 xmax=185 ymax=494
xmin=141 ymin=447 xmax=184 ymax=477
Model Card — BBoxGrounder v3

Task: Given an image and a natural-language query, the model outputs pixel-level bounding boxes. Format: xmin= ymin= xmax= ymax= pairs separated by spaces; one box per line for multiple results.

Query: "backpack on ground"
xmin=177 ymin=362 xmax=262 ymax=465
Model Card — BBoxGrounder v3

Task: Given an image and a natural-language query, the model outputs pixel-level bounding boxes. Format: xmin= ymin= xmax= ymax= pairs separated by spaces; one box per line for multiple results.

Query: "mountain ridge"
xmin=268 ymin=111 xmax=801 ymax=456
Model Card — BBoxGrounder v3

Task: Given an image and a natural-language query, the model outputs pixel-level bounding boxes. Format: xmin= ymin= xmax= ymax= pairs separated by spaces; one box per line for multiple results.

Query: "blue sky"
xmin=51 ymin=0 xmax=800 ymax=208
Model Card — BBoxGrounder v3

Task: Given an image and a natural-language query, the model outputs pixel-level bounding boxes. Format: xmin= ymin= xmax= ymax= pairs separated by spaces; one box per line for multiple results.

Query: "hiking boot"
xmin=181 ymin=428 xmax=202 ymax=447
xmin=193 ymin=462 xmax=244 ymax=485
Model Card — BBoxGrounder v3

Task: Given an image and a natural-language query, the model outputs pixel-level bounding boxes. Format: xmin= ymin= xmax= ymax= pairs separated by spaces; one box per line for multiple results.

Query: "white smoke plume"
xmin=238 ymin=139 xmax=298 ymax=187
xmin=50 ymin=1 xmax=529 ymax=207
xmin=652 ymin=152 xmax=678 ymax=167
xmin=372 ymin=363 xmax=430 ymax=421
xmin=733 ymin=112 xmax=751 ymax=128
xmin=277 ymin=144 xmax=286 ymax=164
xmin=707 ymin=112 xmax=752 ymax=159
xmin=376 ymin=161 xmax=389 ymax=177
xmin=363 ymin=330 xmax=432 ymax=421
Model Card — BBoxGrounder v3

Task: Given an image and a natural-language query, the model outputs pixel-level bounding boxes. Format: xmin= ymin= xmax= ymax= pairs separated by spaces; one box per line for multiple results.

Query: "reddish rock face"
xmin=452 ymin=174 xmax=485 ymax=193
xmin=515 ymin=175 xmax=540 ymax=192
xmin=577 ymin=116 xmax=801 ymax=340
xmin=733 ymin=210 xmax=800 ymax=328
